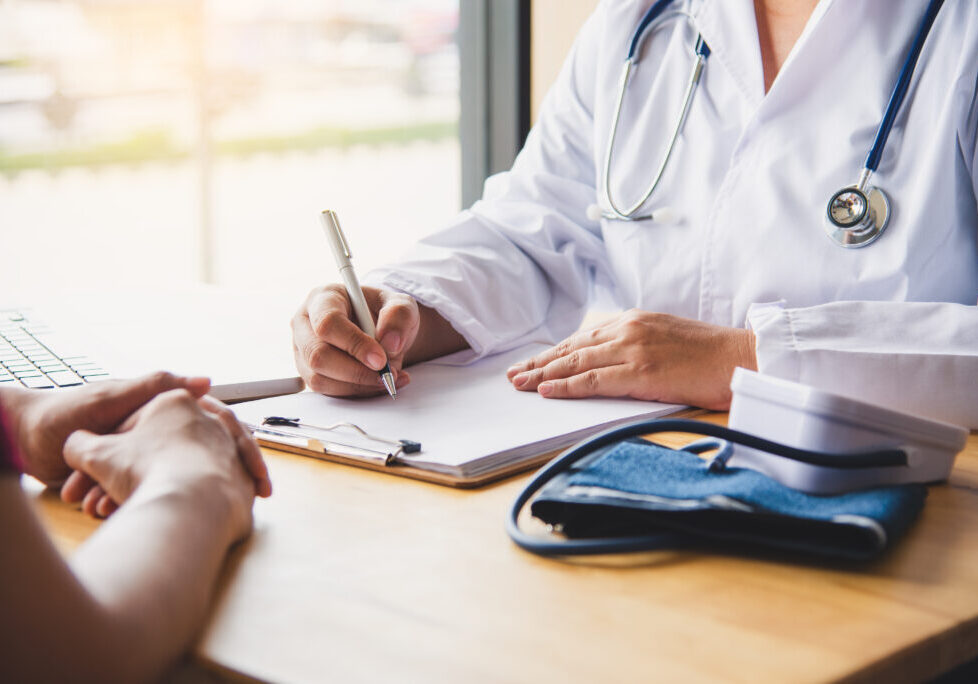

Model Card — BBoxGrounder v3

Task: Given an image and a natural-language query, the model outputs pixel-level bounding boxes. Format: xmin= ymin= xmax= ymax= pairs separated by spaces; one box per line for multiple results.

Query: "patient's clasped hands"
xmin=4 ymin=372 xmax=271 ymax=529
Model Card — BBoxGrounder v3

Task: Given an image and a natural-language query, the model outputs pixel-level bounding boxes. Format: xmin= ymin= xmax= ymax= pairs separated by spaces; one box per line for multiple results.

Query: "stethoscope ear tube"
xmin=506 ymin=418 xmax=908 ymax=557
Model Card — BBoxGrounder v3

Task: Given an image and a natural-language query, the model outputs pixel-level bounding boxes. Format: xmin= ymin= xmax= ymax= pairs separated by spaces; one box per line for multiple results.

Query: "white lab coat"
xmin=366 ymin=0 xmax=978 ymax=428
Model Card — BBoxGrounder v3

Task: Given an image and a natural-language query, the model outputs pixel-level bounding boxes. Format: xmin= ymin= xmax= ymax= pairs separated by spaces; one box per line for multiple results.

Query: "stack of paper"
xmin=232 ymin=345 xmax=684 ymax=479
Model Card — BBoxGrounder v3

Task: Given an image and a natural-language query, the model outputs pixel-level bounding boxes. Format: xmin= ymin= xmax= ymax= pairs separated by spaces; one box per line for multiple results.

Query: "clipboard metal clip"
xmin=249 ymin=416 xmax=422 ymax=467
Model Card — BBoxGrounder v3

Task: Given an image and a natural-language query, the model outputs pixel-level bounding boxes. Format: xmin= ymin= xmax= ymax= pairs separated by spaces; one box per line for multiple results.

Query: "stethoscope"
xmin=507 ymin=418 xmax=908 ymax=557
xmin=587 ymin=0 xmax=946 ymax=249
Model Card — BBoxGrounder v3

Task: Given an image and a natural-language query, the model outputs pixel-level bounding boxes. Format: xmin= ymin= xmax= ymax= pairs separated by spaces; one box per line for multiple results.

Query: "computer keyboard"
xmin=0 ymin=310 xmax=108 ymax=389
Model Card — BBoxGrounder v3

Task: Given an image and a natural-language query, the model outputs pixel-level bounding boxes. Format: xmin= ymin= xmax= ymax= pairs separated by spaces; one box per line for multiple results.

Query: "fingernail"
xmin=507 ymin=364 xmax=522 ymax=376
xmin=366 ymin=352 xmax=385 ymax=370
xmin=380 ymin=332 xmax=401 ymax=355
xmin=538 ymin=382 xmax=553 ymax=397
xmin=513 ymin=372 xmax=529 ymax=389
xmin=186 ymin=376 xmax=211 ymax=392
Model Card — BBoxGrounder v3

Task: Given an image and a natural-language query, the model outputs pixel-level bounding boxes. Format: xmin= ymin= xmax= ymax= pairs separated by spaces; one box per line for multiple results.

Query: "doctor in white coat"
xmin=292 ymin=0 xmax=978 ymax=428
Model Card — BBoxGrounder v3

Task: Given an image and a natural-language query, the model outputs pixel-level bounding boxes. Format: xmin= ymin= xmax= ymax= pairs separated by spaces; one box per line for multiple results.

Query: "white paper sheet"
xmin=233 ymin=345 xmax=684 ymax=477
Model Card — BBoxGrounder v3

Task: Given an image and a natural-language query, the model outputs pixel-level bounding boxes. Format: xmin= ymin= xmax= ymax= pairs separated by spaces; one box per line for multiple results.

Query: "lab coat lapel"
xmin=755 ymin=0 xmax=839 ymax=118
xmin=694 ymin=0 xmax=838 ymax=109
xmin=693 ymin=0 xmax=765 ymax=108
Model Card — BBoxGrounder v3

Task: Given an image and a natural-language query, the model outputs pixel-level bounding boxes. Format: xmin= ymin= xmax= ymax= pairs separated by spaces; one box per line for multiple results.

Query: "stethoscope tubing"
xmin=627 ymin=0 xmax=677 ymax=61
xmin=506 ymin=418 xmax=907 ymax=557
xmin=602 ymin=33 xmax=709 ymax=220
xmin=864 ymin=0 xmax=944 ymax=173
xmin=601 ymin=0 xmax=946 ymax=241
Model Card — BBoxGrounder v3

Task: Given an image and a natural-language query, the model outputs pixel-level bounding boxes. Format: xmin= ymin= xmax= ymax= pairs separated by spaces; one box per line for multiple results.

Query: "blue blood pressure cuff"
xmin=529 ymin=439 xmax=927 ymax=561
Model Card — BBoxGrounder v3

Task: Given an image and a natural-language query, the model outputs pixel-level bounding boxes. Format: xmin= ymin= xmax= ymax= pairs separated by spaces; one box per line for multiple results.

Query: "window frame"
xmin=458 ymin=0 xmax=531 ymax=208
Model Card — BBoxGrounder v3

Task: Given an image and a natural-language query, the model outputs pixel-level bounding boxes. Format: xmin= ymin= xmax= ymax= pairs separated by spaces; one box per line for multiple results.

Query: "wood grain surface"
xmin=27 ymin=414 xmax=978 ymax=684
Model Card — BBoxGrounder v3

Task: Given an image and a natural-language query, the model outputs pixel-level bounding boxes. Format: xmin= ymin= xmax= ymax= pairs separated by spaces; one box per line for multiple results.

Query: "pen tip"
xmin=381 ymin=372 xmax=397 ymax=399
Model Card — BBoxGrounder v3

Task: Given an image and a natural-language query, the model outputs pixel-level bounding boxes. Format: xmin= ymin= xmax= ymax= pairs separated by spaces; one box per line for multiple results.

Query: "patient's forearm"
xmin=0 ymin=478 xmax=237 ymax=682
xmin=70 ymin=482 xmax=238 ymax=680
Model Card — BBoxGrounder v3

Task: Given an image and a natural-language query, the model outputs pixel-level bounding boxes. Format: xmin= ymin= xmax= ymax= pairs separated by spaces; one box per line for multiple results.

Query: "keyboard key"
xmin=79 ymin=371 xmax=109 ymax=379
xmin=72 ymin=365 xmax=106 ymax=375
xmin=37 ymin=362 xmax=70 ymax=372
xmin=25 ymin=353 xmax=56 ymax=364
xmin=13 ymin=369 xmax=42 ymax=379
xmin=0 ymin=378 xmax=16 ymax=384
xmin=14 ymin=347 xmax=43 ymax=357
xmin=24 ymin=345 xmax=53 ymax=356
xmin=5 ymin=337 xmax=33 ymax=347
xmin=20 ymin=376 xmax=55 ymax=389
xmin=45 ymin=371 xmax=85 ymax=387
xmin=5 ymin=362 xmax=34 ymax=372
xmin=3 ymin=347 xmax=28 ymax=354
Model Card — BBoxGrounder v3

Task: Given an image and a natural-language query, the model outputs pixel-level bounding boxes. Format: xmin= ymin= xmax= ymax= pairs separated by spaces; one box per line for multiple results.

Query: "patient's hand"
xmin=62 ymin=389 xmax=268 ymax=542
xmin=2 ymin=372 xmax=210 ymax=487
xmin=61 ymin=393 xmax=272 ymax=518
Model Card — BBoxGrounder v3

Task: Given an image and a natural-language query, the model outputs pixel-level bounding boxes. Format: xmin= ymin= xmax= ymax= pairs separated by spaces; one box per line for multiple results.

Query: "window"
xmin=0 ymin=0 xmax=463 ymax=299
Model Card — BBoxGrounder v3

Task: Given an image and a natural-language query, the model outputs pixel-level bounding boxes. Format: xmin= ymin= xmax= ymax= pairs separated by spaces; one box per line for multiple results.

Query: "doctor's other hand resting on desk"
xmin=294 ymin=0 xmax=978 ymax=428
xmin=505 ymin=311 xmax=757 ymax=409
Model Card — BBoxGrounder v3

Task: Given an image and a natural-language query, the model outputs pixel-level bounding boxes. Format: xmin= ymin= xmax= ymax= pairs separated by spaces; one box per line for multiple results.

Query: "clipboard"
xmin=251 ymin=426 xmax=560 ymax=488
xmin=245 ymin=408 xmax=704 ymax=489
xmin=232 ymin=346 xmax=692 ymax=489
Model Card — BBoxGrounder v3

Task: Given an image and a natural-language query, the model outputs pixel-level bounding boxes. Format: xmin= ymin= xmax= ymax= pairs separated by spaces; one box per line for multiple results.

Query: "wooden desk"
xmin=29 ymin=415 xmax=978 ymax=683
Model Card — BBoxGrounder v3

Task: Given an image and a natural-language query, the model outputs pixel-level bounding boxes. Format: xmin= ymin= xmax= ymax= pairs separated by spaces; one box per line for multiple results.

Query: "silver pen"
xmin=320 ymin=210 xmax=397 ymax=398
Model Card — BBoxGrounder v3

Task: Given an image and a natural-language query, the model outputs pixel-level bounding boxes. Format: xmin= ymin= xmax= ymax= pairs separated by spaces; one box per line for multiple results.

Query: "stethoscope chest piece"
xmin=825 ymin=185 xmax=890 ymax=248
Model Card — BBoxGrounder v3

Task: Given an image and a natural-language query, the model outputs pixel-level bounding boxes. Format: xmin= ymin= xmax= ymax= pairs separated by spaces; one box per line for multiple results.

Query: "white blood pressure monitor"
xmin=727 ymin=369 xmax=968 ymax=494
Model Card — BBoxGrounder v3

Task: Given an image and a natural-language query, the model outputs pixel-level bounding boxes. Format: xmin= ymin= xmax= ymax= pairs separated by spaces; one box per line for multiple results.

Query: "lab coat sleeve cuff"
xmin=746 ymin=301 xmax=804 ymax=383
xmin=362 ymin=270 xmax=496 ymax=366
xmin=744 ymin=300 xmax=787 ymax=331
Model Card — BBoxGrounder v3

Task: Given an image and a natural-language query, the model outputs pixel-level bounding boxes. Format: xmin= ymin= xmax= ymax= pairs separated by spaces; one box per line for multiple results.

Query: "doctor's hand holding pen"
xmin=294 ymin=287 xmax=758 ymax=410
xmin=291 ymin=283 xmax=467 ymax=397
